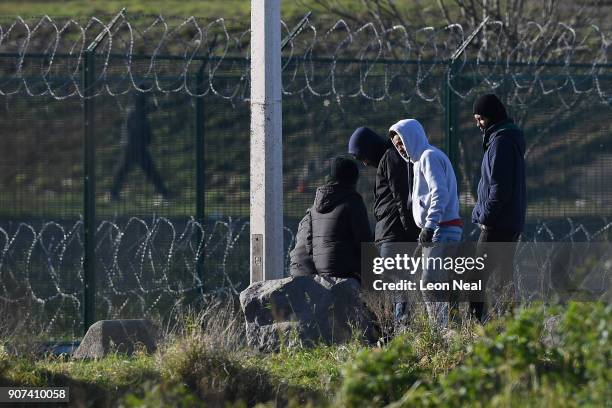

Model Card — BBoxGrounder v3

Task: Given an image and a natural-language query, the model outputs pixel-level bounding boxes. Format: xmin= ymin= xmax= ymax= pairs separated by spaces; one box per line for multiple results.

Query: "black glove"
xmin=418 ymin=228 xmax=435 ymax=245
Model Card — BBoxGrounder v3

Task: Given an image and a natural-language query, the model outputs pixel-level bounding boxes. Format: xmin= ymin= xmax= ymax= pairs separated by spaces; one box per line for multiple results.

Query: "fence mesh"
xmin=0 ymin=14 xmax=610 ymax=338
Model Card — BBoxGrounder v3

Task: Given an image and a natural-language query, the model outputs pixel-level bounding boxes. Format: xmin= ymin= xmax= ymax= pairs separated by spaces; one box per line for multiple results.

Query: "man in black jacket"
xmin=310 ymin=157 xmax=372 ymax=281
xmin=110 ymin=92 xmax=171 ymax=201
xmin=471 ymin=94 xmax=527 ymax=321
xmin=348 ymin=127 xmax=420 ymax=322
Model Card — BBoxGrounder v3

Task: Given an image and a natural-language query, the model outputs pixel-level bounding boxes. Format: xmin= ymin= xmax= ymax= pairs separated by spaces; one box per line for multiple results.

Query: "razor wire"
xmin=0 ymin=216 xmax=610 ymax=335
xmin=0 ymin=14 xmax=609 ymax=105
xmin=0 ymin=216 xmax=289 ymax=335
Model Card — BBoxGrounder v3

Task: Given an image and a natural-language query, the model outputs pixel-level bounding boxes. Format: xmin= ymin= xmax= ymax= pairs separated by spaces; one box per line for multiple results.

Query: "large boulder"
xmin=73 ymin=319 xmax=158 ymax=359
xmin=240 ymin=275 xmax=377 ymax=351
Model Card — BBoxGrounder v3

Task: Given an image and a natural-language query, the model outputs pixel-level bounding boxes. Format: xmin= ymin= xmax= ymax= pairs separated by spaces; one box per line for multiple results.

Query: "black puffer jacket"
xmin=289 ymin=208 xmax=316 ymax=277
xmin=310 ymin=182 xmax=372 ymax=280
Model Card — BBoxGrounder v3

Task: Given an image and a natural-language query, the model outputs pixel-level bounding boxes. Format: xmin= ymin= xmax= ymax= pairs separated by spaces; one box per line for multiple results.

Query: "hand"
xmin=418 ymin=228 xmax=435 ymax=245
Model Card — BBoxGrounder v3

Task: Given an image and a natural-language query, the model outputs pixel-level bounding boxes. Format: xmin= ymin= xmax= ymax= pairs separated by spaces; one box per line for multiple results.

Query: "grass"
xmin=1 ymin=300 xmax=610 ymax=407
xmin=0 ymin=0 xmax=347 ymax=21
xmin=250 ymin=343 xmax=362 ymax=393
xmin=1 ymin=351 xmax=156 ymax=388
xmin=0 ymin=351 xmax=158 ymax=406
xmin=0 ymin=0 xmax=247 ymax=20
xmin=0 ymin=0 xmax=431 ymax=26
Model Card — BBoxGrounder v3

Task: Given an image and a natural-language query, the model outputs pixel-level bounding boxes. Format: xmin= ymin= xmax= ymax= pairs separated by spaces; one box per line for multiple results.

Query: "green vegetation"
xmin=1 ymin=302 xmax=610 ymax=406
xmin=0 ymin=350 xmax=157 ymax=406
xmin=0 ymin=0 xmax=342 ymax=20
xmin=0 ymin=1 xmax=239 ymax=20
xmin=0 ymin=0 xmax=452 ymax=30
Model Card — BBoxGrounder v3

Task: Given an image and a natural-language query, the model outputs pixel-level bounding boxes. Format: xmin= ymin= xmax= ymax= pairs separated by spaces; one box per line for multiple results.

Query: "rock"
xmin=73 ymin=319 xmax=158 ymax=359
xmin=240 ymin=275 xmax=377 ymax=351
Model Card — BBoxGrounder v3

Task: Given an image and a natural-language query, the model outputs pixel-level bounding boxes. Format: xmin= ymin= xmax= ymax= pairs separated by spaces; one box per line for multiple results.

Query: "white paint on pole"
xmin=250 ymin=0 xmax=283 ymax=282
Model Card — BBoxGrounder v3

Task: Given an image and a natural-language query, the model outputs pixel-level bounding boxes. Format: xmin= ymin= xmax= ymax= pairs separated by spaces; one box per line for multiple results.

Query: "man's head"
xmin=329 ymin=156 xmax=360 ymax=186
xmin=348 ymin=127 xmax=389 ymax=168
xmin=389 ymin=131 xmax=409 ymax=161
xmin=388 ymin=119 xmax=429 ymax=163
xmin=473 ymin=94 xmax=507 ymax=131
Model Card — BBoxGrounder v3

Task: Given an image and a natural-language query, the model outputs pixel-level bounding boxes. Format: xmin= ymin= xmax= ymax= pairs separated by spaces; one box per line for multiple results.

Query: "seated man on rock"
xmin=307 ymin=156 xmax=372 ymax=281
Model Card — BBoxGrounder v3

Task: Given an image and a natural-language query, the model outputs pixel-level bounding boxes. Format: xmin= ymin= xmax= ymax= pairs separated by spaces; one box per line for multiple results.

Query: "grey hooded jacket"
xmin=389 ymin=119 xmax=461 ymax=230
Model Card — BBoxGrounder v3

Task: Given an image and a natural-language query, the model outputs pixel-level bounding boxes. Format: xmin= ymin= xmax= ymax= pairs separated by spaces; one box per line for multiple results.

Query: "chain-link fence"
xmin=0 ymin=14 xmax=610 ymax=338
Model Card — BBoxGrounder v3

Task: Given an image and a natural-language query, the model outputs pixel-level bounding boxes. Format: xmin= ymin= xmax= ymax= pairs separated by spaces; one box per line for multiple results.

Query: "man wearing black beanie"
xmin=470 ymin=94 xmax=526 ymax=322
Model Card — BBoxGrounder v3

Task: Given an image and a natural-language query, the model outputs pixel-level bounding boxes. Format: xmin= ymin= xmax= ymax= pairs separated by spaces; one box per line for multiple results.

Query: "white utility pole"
xmin=250 ymin=0 xmax=284 ymax=283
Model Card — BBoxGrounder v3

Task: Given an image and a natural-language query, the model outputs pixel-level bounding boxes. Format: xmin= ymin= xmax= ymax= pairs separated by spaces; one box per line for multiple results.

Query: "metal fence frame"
xmin=1 ymin=48 xmax=610 ymax=333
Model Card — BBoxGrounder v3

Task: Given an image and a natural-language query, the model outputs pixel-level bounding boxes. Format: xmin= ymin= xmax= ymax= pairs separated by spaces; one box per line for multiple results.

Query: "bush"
xmin=338 ymin=335 xmax=421 ymax=407
xmin=395 ymin=302 xmax=611 ymax=407
xmin=556 ymin=302 xmax=611 ymax=405
xmin=122 ymin=381 xmax=201 ymax=408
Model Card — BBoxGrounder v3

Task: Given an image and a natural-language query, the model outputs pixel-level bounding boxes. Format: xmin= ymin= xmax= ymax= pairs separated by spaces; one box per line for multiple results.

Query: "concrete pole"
xmin=250 ymin=0 xmax=284 ymax=282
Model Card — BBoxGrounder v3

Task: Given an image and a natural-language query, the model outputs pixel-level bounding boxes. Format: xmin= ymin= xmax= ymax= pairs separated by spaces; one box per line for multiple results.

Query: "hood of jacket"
xmin=348 ymin=126 xmax=391 ymax=167
xmin=483 ymin=118 xmax=525 ymax=154
xmin=314 ymin=182 xmax=356 ymax=213
xmin=389 ymin=119 xmax=430 ymax=163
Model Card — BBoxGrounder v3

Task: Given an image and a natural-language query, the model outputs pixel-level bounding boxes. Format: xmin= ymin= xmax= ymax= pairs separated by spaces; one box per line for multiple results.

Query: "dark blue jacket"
xmin=472 ymin=118 xmax=526 ymax=232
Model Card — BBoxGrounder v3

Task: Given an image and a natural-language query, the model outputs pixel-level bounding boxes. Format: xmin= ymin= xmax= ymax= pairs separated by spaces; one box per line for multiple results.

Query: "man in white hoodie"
xmin=388 ymin=119 xmax=463 ymax=328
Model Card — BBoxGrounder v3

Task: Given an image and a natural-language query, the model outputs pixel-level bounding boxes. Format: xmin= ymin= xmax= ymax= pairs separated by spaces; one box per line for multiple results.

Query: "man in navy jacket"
xmin=471 ymin=94 xmax=526 ymax=322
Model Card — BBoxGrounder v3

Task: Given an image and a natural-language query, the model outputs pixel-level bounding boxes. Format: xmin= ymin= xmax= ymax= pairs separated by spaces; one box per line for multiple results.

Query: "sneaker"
xmin=376 ymin=335 xmax=394 ymax=348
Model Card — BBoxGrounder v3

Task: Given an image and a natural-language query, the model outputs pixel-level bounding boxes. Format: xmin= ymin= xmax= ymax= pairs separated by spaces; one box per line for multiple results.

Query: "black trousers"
xmin=110 ymin=145 xmax=168 ymax=197
xmin=470 ymin=228 xmax=521 ymax=321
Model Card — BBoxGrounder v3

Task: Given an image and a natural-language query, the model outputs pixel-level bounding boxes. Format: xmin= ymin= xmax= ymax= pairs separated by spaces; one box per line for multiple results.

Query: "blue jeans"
xmin=422 ymin=225 xmax=463 ymax=328
xmin=421 ymin=225 xmax=463 ymax=285
xmin=378 ymin=242 xmax=410 ymax=322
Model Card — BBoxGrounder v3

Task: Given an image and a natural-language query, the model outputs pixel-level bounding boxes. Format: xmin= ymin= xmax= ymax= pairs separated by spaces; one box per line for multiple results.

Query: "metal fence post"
xmin=195 ymin=66 xmax=205 ymax=294
xmin=82 ymin=50 xmax=96 ymax=333
xmin=445 ymin=65 xmax=460 ymax=183
xmin=81 ymin=9 xmax=125 ymax=334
